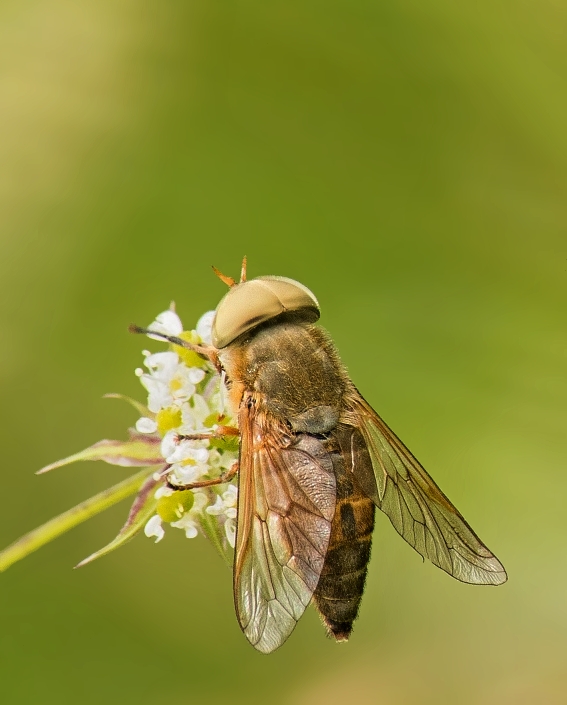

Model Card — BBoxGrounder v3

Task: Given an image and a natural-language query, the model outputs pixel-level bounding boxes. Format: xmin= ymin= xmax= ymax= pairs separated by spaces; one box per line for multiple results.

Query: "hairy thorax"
xmin=217 ymin=319 xmax=347 ymax=435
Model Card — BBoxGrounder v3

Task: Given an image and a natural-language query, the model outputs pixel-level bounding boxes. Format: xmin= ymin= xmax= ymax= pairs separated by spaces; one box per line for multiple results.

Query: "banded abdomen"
xmin=313 ymin=425 xmax=375 ymax=641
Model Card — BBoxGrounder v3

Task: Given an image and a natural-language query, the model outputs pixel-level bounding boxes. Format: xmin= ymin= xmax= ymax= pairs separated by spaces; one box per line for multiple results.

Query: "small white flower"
xmin=165 ymin=439 xmax=209 ymax=465
xmin=137 ymin=308 xmax=239 ymax=556
xmin=168 ymin=366 xmax=196 ymax=404
xmin=160 ymin=430 xmax=178 ymax=460
xmin=144 ymin=515 xmax=165 ymax=543
xmin=206 ymin=484 xmax=238 ymax=519
xmin=225 ymin=518 xmax=236 ymax=548
xmin=169 ymin=463 xmax=206 ymax=486
xmin=171 ymin=491 xmax=209 ymax=538
xmin=196 ymin=310 xmax=215 ymax=344
xmin=192 ymin=491 xmax=209 ymax=512
xmin=141 ymin=378 xmax=171 ymax=414
xmin=139 ymin=352 xmax=180 ymax=412
xmin=148 ymin=309 xmax=183 ymax=338
xmin=135 ymin=417 xmax=157 ymax=434
xmin=144 ymin=351 xmax=179 ymax=376
xmin=171 ymin=514 xmax=199 ymax=539
xmin=222 ymin=485 xmax=238 ymax=517
xmin=187 ymin=367 xmax=206 ymax=384
xmin=154 ymin=486 xmax=174 ymax=499
xmin=138 ymin=351 xmax=200 ymax=412
xmin=206 ymin=494 xmax=225 ymax=516
xmin=181 ymin=394 xmax=210 ymax=429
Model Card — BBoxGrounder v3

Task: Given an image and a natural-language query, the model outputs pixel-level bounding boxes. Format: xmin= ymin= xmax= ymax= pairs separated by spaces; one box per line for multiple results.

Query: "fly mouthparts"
xmin=128 ymin=323 xmax=147 ymax=335
xmin=128 ymin=323 xmax=187 ymax=348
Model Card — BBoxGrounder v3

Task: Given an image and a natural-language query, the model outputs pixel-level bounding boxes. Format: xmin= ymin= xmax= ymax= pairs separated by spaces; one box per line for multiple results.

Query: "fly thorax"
xmin=240 ymin=323 xmax=345 ymax=431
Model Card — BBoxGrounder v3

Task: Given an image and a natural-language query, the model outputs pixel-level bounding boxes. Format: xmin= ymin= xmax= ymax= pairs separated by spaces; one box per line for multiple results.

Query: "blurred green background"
xmin=1 ymin=1 xmax=566 ymax=703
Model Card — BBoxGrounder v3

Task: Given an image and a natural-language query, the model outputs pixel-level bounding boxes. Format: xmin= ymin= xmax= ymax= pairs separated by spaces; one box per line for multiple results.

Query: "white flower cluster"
xmin=134 ymin=308 xmax=239 ymax=551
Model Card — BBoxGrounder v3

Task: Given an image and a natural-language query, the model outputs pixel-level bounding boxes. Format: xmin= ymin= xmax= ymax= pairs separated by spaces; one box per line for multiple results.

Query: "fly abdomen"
xmin=313 ymin=427 xmax=375 ymax=641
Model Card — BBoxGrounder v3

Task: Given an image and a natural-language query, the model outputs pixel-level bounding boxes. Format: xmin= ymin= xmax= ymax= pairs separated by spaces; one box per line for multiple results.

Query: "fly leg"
xmin=166 ymin=461 xmax=239 ymax=491
xmin=176 ymin=425 xmax=239 ymax=442
xmin=164 ymin=426 xmax=239 ymax=490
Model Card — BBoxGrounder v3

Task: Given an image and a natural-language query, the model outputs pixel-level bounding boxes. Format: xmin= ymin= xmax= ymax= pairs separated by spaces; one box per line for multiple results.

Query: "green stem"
xmin=0 ymin=468 xmax=153 ymax=572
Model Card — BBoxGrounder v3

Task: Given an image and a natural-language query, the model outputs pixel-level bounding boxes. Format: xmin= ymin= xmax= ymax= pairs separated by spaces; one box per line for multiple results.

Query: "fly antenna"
xmin=212 ymin=266 xmax=236 ymax=288
xmin=240 ymin=255 xmax=247 ymax=283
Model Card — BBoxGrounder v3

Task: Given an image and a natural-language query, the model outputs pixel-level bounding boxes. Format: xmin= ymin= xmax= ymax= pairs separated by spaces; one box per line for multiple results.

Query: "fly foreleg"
xmin=176 ymin=425 xmax=239 ymax=442
xmin=166 ymin=461 xmax=239 ymax=491
xmin=165 ymin=426 xmax=239 ymax=490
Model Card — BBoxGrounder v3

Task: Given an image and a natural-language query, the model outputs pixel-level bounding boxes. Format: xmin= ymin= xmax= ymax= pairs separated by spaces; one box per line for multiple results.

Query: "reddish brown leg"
xmin=167 ymin=461 xmax=239 ymax=491
xmin=177 ymin=425 xmax=239 ymax=442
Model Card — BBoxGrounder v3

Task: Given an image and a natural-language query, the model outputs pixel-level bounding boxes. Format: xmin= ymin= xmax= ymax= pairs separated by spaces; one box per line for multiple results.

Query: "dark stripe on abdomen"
xmin=313 ymin=428 xmax=376 ymax=641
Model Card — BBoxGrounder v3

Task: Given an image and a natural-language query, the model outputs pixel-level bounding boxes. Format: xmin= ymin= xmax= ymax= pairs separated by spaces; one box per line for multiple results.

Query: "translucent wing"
xmin=347 ymin=392 xmax=507 ymax=585
xmin=234 ymin=399 xmax=336 ymax=654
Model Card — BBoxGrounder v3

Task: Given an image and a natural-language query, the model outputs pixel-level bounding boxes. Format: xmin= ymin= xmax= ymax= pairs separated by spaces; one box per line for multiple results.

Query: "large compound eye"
xmin=212 ymin=276 xmax=320 ymax=348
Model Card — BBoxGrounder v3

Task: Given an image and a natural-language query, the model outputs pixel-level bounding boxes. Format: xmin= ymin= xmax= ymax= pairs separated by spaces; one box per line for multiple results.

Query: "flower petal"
xmin=225 ymin=518 xmax=236 ymax=548
xmin=135 ymin=417 xmax=158 ymax=434
xmin=144 ymin=515 xmax=165 ymax=542
xmin=205 ymin=495 xmax=225 ymax=516
xmin=196 ymin=310 xmax=215 ymax=344
xmin=148 ymin=310 xmax=183 ymax=338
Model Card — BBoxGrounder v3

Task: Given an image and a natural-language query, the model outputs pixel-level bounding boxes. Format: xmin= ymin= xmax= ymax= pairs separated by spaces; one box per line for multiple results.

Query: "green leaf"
xmin=103 ymin=393 xmax=154 ymax=419
xmin=75 ymin=473 xmax=161 ymax=568
xmin=0 ymin=468 xmax=155 ymax=573
xmin=37 ymin=432 xmax=163 ymax=474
